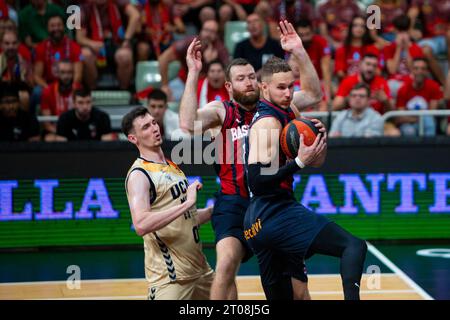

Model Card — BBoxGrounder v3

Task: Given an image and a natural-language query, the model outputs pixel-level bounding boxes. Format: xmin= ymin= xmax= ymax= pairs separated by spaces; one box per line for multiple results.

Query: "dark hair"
xmin=47 ymin=14 xmax=65 ymax=26
xmin=73 ymin=88 xmax=91 ymax=99
xmin=207 ymin=59 xmax=225 ymax=71
xmin=393 ymin=15 xmax=411 ymax=32
xmin=225 ymin=58 xmax=251 ymax=81
xmin=295 ymin=18 xmax=313 ymax=29
xmin=344 ymin=15 xmax=374 ymax=48
xmin=260 ymin=56 xmax=291 ymax=82
xmin=58 ymin=58 xmax=73 ymax=65
xmin=0 ymin=82 xmax=20 ymax=101
xmin=412 ymin=57 xmax=428 ymax=66
xmin=350 ymin=82 xmax=371 ymax=97
xmin=148 ymin=88 xmax=167 ymax=103
xmin=362 ymin=53 xmax=379 ymax=61
xmin=121 ymin=106 xmax=150 ymax=136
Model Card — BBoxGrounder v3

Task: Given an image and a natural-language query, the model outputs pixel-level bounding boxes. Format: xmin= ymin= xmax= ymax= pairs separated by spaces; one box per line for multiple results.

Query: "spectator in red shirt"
xmin=334 ymin=16 xmax=385 ymax=82
xmin=76 ymin=0 xmax=141 ymax=90
xmin=136 ymin=0 xmax=185 ymax=61
xmin=41 ymin=60 xmax=76 ymax=141
xmin=197 ymin=59 xmax=229 ymax=108
xmin=158 ymin=20 xmax=229 ymax=101
xmin=317 ymin=0 xmax=362 ymax=50
xmin=295 ymin=18 xmax=332 ymax=104
xmin=0 ymin=18 xmax=31 ymax=63
xmin=408 ymin=0 xmax=449 ymax=85
xmin=34 ymin=15 xmax=82 ymax=93
xmin=0 ymin=30 xmax=32 ymax=85
xmin=384 ymin=15 xmax=425 ymax=98
xmin=395 ymin=57 xmax=443 ymax=136
xmin=333 ymin=53 xmax=393 ymax=115
xmin=0 ymin=30 xmax=32 ymax=112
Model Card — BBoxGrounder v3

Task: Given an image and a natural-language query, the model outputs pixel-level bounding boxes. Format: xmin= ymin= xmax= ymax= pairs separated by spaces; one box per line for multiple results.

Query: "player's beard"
xmin=232 ymin=87 xmax=260 ymax=108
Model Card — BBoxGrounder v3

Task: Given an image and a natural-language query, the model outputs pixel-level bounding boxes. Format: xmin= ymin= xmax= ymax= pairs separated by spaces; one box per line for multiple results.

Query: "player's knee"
xmin=215 ymin=258 xmax=239 ymax=280
xmin=348 ymin=237 xmax=367 ymax=258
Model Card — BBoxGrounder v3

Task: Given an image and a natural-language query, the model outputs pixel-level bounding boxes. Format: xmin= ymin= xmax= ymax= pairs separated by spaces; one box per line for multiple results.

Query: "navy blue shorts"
xmin=211 ymin=193 xmax=253 ymax=262
xmin=244 ymin=193 xmax=330 ymax=287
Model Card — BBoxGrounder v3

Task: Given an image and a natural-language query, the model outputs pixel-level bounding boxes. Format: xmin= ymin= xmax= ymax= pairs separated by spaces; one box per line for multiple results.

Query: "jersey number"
xmin=192 ymin=226 xmax=200 ymax=243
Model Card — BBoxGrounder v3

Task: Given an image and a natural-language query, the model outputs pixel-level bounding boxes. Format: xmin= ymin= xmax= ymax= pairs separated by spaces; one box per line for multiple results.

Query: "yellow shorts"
xmin=148 ymin=270 xmax=215 ymax=300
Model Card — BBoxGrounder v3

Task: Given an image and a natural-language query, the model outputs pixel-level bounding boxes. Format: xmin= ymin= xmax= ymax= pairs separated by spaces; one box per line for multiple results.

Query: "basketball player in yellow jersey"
xmin=122 ymin=106 xmax=214 ymax=300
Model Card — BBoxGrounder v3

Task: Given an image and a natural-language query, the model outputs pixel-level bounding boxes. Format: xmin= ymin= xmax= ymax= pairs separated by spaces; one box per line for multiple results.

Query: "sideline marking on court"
xmin=239 ymin=289 xmax=417 ymax=296
xmin=367 ymin=242 xmax=434 ymax=300
xmin=0 ymin=273 xmax=399 ymax=286
xmin=38 ymin=289 xmax=418 ymax=300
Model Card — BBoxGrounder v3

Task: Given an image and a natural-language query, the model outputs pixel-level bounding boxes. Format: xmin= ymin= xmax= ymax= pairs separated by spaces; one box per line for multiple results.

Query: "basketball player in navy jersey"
xmin=179 ymin=27 xmax=324 ymax=299
xmin=245 ymin=21 xmax=367 ymax=300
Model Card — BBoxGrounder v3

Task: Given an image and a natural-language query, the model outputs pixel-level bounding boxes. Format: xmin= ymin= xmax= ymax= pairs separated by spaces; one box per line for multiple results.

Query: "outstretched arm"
xmin=278 ymin=20 xmax=322 ymax=112
xmin=196 ymin=206 xmax=213 ymax=225
xmin=179 ymin=38 xmax=225 ymax=134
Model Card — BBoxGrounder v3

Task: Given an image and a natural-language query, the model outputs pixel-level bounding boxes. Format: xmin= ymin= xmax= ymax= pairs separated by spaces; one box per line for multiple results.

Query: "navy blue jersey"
xmin=244 ymin=99 xmax=296 ymax=196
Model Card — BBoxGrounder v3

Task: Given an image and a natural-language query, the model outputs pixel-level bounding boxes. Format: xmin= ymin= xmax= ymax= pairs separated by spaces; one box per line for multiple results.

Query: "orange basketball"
xmin=280 ymin=118 xmax=320 ymax=159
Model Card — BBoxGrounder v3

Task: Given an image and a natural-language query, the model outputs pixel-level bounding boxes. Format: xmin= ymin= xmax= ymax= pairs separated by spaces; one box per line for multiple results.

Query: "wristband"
xmin=295 ymin=156 xmax=305 ymax=169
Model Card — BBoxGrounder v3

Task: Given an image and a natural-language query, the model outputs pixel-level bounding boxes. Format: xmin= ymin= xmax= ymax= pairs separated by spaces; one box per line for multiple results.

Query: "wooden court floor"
xmin=0 ymin=274 xmax=425 ymax=300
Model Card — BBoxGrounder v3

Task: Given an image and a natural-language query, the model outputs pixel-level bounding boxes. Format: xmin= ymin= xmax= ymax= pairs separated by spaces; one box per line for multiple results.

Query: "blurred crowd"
xmin=0 ymin=0 xmax=449 ymax=142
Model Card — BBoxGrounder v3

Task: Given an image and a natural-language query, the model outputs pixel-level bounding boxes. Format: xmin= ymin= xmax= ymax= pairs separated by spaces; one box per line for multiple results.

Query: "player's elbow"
xmin=312 ymin=91 xmax=323 ymax=106
xmin=179 ymin=121 xmax=195 ymax=134
xmin=134 ymin=224 xmax=146 ymax=237
xmin=134 ymin=222 xmax=153 ymax=237
xmin=302 ymin=83 xmax=323 ymax=106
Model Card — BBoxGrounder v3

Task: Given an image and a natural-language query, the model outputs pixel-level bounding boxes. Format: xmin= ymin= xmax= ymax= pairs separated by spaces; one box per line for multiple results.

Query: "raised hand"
xmin=186 ymin=38 xmax=202 ymax=73
xmin=278 ymin=20 xmax=303 ymax=54
xmin=186 ymin=180 xmax=203 ymax=207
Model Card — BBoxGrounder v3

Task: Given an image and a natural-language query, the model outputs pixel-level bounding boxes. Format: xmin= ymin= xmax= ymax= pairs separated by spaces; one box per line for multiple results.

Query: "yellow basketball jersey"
xmin=125 ymin=157 xmax=212 ymax=286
